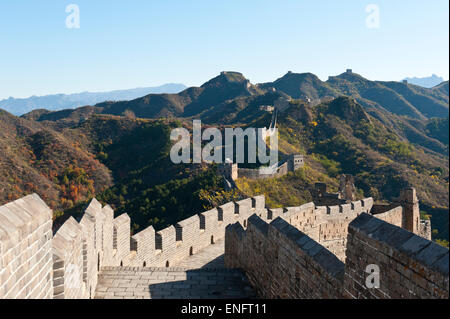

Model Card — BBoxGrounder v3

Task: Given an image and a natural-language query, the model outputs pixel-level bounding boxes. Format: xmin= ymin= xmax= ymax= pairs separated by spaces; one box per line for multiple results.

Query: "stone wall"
xmin=127 ymin=196 xmax=266 ymax=267
xmin=234 ymin=155 xmax=304 ymax=180
xmin=0 ymin=196 xmax=128 ymax=299
xmin=225 ymin=213 xmax=449 ymax=299
xmin=370 ymin=205 xmax=403 ymax=227
xmin=225 ymin=215 xmax=345 ymax=298
xmin=0 ymin=194 xmax=53 ymax=299
xmin=311 ymin=182 xmax=347 ymax=206
xmin=255 ymin=199 xmax=374 ymax=261
xmin=419 ymin=220 xmax=432 ymax=241
xmin=237 ymin=162 xmax=288 ymax=180
xmin=52 ymin=198 xmax=119 ymax=299
xmin=0 ymin=189 xmax=444 ymax=299
xmin=112 ymin=213 xmax=131 ymax=266
xmin=0 ymin=193 xmax=268 ymax=299
xmin=53 ymin=218 xmax=85 ymax=299
xmin=344 ymin=213 xmax=448 ymax=299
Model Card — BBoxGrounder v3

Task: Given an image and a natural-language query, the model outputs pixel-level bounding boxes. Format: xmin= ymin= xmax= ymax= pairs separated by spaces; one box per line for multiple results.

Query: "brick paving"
xmin=95 ymin=238 xmax=256 ymax=299
xmin=174 ymin=238 xmax=225 ymax=269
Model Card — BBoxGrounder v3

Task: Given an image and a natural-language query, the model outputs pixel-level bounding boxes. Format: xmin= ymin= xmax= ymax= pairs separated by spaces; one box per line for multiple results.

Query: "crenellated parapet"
xmin=112 ymin=213 xmax=131 ymax=265
xmin=225 ymin=212 xmax=449 ymax=299
xmin=0 ymin=188 xmax=438 ymax=299
xmin=127 ymin=196 xmax=266 ymax=268
xmin=252 ymin=198 xmax=374 ymax=260
xmin=0 ymin=194 xmax=53 ymax=299
xmin=0 ymin=194 xmax=269 ymax=299
xmin=53 ymin=217 xmax=85 ymax=299
xmin=225 ymin=215 xmax=345 ymax=298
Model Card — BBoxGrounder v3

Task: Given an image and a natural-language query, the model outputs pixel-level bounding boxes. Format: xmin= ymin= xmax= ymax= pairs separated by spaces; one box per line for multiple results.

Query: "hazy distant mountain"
xmin=27 ymin=71 xmax=264 ymax=121
xmin=24 ymin=71 xmax=449 ymax=125
xmin=0 ymin=71 xmax=448 ymax=238
xmin=0 ymin=83 xmax=187 ymax=116
xmin=403 ymin=74 xmax=445 ymax=88
xmin=263 ymin=71 xmax=449 ymax=119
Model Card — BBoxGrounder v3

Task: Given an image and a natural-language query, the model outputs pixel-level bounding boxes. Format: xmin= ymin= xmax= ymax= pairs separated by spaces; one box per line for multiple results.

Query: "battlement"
xmin=123 ymin=197 xmax=268 ymax=269
xmin=0 ymin=194 xmax=53 ymax=299
xmin=0 ymin=194 xmax=268 ymax=299
xmin=225 ymin=215 xmax=344 ymax=298
xmin=225 ymin=213 xmax=449 ymax=299
xmin=0 ymin=188 xmax=441 ymax=299
xmin=254 ymin=199 xmax=374 ymax=260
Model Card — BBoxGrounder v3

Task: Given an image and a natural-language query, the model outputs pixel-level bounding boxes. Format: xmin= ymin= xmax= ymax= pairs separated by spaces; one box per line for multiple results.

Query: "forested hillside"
xmin=1 ymin=72 xmax=448 ymax=241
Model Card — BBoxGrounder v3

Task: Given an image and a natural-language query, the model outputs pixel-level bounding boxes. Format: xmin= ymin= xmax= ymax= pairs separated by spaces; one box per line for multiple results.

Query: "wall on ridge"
xmin=0 ymin=194 xmax=53 ymax=299
xmin=128 ymin=196 xmax=266 ymax=267
xmin=238 ymin=162 xmax=288 ymax=180
xmin=258 ymin=198 xmax=374 ymax=261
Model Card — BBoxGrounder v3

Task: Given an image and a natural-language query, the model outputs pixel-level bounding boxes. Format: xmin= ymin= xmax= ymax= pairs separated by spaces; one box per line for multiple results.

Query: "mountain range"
xmin=403 ymin=74 xmax=446 ymax=88
xmin=24 ymin=70 xmax=448 ymax=123
xmin=0 ymin=70 xmax=448 ymax=242
xmin=0 ymin=83 xmax=187 ymax=116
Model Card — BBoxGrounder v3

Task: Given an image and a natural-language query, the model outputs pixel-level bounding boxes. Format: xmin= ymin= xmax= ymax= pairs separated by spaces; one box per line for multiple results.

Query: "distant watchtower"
xmin=394 ymin=187 xmax=420 ymax=234
xmin=346 ymin=69 xmax=353 ymax=74
xmin=287 ymin=154 xmax=304 ymax=172
xmin=217 ymin=160 xmax=238 ymax=181
xmin=338 ymin=174 xmax=356 ymax=201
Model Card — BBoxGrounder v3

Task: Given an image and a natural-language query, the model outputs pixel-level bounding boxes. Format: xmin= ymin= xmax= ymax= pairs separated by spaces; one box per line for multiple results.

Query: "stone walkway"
xmin=95 ymin=267 xmax=255 ymax=299
xmin=95 ymin=238 xmax=256 ymax=299
xmin=174 ymin=238 xmax=225 ymax=269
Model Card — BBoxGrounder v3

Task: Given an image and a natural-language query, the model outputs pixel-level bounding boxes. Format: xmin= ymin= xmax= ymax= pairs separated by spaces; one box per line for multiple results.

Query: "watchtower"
xmin=338 ymin=174 xmax=356 ymax=201
xmin=217 ymin=159 xmax=238 ymax=180
xmin=287 ymin=154 xmax=304 ymax=171
xmin=395 ymin=187 xmax=420 ymax=234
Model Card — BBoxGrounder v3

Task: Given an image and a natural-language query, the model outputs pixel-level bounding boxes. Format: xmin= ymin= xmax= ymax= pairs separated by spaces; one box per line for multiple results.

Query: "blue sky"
xmin=0 ymin=0 xmax=448 ymax=99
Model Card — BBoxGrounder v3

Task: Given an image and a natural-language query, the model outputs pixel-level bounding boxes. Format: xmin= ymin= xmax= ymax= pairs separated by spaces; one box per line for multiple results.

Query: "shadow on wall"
xmin=199 ymin=255 xmax=225 ymax=269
